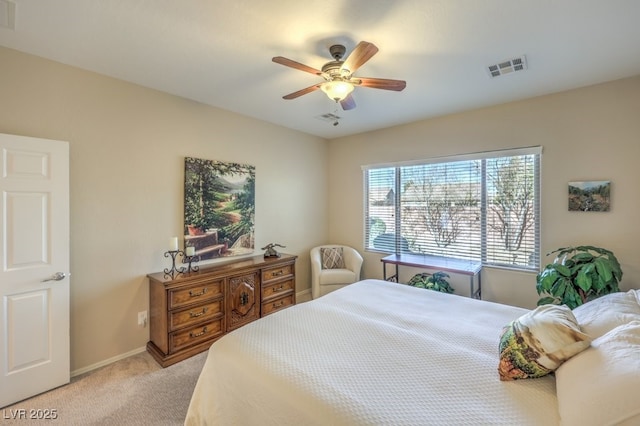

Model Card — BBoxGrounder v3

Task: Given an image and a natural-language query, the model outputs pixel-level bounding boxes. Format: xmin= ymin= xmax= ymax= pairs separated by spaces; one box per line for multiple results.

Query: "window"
xmin=364 ymin=147 xmax=541 ymax=270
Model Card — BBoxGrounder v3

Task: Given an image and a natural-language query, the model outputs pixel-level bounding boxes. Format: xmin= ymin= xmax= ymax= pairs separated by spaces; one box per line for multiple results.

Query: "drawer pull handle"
xmin=272 ymin=270 xmax=284 ymax=277
xmin=190 ymin=307 xmax=208 ymax=318
xmin=272 ymin=286 xmax=284 ymax=292
xmin=190 ymin=326 xmax=208 ymax=338
xmin=272 ymin=301 xmax=284 ymax=309
xmin=189 ymin=288 xmax=208 ymax=297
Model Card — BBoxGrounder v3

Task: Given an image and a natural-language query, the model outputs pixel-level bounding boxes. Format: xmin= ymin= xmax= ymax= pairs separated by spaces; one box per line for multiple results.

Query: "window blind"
xmin=363 ymin=147 xmax=541 ymax=271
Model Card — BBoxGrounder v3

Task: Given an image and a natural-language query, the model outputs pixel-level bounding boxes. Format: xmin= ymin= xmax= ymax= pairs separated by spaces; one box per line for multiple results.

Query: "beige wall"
xmin=328 ymin=75 xmax=640 ymax=309
xmin=0 ymin=46 xmax=328 ymax=372
xmin=4 ymin=43 xmax=640 ymax=372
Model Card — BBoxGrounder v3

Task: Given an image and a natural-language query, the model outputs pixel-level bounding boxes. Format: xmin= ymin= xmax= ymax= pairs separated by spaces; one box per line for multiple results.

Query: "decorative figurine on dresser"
xmin=262 ymin=243 xmax=286 ymax=258
xmin=147 ymin=251 xmax=297 ymax=367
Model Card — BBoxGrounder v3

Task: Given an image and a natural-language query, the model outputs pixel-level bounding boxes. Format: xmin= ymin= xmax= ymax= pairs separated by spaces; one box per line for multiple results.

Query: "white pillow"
xmin=555 ymin=320 xmax=640 ymax=426
xmin=572 ymin=290 xmax=640 ymax=339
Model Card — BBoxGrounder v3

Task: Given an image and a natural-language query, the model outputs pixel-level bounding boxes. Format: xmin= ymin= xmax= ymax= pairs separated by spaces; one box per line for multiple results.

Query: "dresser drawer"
xmin=262 ymin=294 xmax=295 ymax=316
xmin=169 ymin=318 xmax=224 ymax=353
xmin=262 ymin=263 xmax=293 ymax=283
xmin=262 ymin=279 xmax=294 ymax=300
xmin=169 ymin=299 xmax=223 ymax=332
xmin=169 ymin=279 xmax=223 ymax=310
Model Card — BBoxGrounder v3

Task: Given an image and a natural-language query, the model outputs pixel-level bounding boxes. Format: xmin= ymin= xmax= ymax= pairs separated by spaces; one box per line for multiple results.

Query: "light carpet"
xmin=3 ymin=351 xmax=207 ymax=425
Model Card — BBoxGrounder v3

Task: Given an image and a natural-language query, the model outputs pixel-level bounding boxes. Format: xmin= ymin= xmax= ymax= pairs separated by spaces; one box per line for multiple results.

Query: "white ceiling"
xmin=2 ymin=0 xmax=640 ymax=139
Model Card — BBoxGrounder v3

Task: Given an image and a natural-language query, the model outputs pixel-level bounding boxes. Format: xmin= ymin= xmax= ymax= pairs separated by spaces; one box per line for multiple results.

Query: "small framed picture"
xmin=568 ymin=181 xmax=610 ymax=212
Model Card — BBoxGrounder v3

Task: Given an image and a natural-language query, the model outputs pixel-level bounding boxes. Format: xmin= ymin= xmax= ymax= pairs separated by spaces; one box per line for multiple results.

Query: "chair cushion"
xmin=320 ymin=247 xmax=345 ymax=269
xmin=319 ymin=269 xmax=357 ymax=286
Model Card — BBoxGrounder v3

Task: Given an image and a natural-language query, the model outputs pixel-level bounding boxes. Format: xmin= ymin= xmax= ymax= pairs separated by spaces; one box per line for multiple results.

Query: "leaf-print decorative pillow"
xmin=498 ymin=304 xmax=592 ymax=381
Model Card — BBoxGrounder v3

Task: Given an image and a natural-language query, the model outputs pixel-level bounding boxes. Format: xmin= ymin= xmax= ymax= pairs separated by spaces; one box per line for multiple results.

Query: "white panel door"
xmin=0 ymin=133 xmax=69 ymax=408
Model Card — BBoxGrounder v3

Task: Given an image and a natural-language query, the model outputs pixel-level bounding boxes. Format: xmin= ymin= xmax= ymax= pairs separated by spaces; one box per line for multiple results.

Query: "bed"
xmin=185 ymin=279 xmax=640 ymax=426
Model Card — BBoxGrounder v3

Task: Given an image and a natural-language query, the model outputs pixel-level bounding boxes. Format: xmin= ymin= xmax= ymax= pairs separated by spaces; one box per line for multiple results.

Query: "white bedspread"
xmin=185 ymin=279 xmax=560 ymax=425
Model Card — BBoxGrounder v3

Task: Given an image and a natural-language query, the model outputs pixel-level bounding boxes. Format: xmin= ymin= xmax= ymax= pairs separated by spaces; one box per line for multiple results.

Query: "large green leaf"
xmin=591 ymin=273 xmax=605 ymax=291
xmin=572 ymin=297 xmax=584 ymax=308
xmin=537 ymin=268 xmax=560 ymax=293
xmin=594 ymin=257 xmax=613 ymax=282
xmin=548 ymin=246 xmax=575 ymax=258
xmin=572 ymin=252 xmax=595 ymax=263
xmin=537 ymin=296 xmax=558 ymax=306
xmin=552 ymin=263 xmax=572 ymax=277
xmin=609 ymin=257 xmax=623 ymax=281
xmin=563 ymin=287 xmax=581 ymax=309
xmin=552 ymin=277 xmax=572 ymax=297
xmin=575 ymin=267 xmax=593 ymax=292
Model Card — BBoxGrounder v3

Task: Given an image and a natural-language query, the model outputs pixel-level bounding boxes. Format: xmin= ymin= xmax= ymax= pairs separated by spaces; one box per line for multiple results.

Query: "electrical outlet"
xmin=138 ymin=311 xmax=148 ymax=327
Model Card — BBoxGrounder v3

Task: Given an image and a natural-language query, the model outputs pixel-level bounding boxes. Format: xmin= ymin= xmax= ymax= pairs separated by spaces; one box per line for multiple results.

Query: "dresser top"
xmin=148 ymin=253 xmax=297 ymax=284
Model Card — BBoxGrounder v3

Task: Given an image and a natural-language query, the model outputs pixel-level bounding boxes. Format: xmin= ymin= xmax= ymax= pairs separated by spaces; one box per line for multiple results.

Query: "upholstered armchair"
xmin=310 ymin=245 xmax=364 ymax=299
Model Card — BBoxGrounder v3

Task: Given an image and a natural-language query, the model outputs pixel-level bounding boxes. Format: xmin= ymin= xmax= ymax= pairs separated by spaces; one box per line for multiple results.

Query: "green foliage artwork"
xmin=568 ymin=181 xmax=610 ymax=212
xmin=184 ymin=157 xmax=255 ymax=260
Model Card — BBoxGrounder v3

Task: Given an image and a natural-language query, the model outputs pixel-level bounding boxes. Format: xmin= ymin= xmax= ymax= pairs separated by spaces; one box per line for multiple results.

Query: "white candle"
xmin=169 ymin=237 xmax=178 ymax=251
xmin=186 ymin=246 xmax=195 ymax=256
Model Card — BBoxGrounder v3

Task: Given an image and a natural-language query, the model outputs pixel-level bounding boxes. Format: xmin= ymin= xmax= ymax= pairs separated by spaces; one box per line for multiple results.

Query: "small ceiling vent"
xmin=487 ymin=55 xmax=527 ymax=78
xmin=315 ymin=112 xmax=342 ymax=126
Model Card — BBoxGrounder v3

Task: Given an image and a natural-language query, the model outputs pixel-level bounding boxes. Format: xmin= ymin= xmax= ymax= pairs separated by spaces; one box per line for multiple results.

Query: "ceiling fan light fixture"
xmin=274 ymin=41 xmax=404 ymax=109
xmin=320 ymin=80 xmax=354 ymax=101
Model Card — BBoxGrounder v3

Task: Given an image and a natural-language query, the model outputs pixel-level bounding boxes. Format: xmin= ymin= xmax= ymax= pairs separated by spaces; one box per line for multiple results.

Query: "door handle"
xmin=42 ymin=272 xmax=67 ymax=282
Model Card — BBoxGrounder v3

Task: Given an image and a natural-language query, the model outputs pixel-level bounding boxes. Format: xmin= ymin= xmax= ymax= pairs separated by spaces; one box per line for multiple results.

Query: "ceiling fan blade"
xmin=340 ymin=94 xmax=356 ymax=110
xmin=341 ymin=41 xmax=379 ymax=74
xmin=355 ymin=77 xmax=406 ymax=91
xmin=272 ymin=56 xmax=323 ymax=76
xmin=282 ymin=84 xmax=322 ymax=100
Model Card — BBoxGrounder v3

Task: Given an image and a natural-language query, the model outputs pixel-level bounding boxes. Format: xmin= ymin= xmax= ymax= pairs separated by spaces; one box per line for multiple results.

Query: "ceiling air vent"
xmin=316 ymin=113 xmax=342 ymax=122
xmin=487 ymin=55 xmax=527 ymax=78
xmin=315 ymin=112 xmax=342 ymax=126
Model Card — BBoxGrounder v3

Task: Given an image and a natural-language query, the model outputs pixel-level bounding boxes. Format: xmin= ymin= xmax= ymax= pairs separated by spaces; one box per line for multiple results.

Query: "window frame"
xmin=363 ymin=146 xmax=541 ymax=271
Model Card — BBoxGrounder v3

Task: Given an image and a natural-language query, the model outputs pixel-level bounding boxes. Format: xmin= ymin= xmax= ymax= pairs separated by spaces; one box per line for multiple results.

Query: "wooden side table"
xmin=381 ymin=253 xmax=482 ymax=299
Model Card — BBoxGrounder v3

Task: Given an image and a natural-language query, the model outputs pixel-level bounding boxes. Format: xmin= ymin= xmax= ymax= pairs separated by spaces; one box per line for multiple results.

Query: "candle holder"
xmin=164 ymin=250 xmax=186 ymax=278
xmin=183 ymin=255 xmax=200 ymax=273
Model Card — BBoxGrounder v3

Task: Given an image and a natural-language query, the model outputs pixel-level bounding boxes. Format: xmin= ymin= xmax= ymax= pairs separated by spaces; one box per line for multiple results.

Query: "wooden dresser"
xmin=147 ymin=253 xmax=297 ymax=367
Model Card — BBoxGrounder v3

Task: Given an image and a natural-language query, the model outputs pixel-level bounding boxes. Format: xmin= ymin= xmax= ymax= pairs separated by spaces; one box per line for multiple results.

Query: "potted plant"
xmin=407 ymin=271 xmax=454 ymax=294
xmin=536 ymin=245 xmax=623 ymax=309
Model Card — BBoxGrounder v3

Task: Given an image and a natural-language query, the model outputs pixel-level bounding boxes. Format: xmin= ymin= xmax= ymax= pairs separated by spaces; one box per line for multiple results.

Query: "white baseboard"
xmin=71 ymin=346 xmax=147 ymax=378
xmin=296 ymin=288 xmax=311 ymax=303
xmin=72 ymin=290 xmax=312 ymax=377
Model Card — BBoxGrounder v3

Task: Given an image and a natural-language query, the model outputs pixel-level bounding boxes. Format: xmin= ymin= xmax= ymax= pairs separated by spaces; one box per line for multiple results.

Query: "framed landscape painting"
xmin=184 ymin=157 xmax=255 ymax=260
xmin=568 ymin=180 xmax=610 ymax=212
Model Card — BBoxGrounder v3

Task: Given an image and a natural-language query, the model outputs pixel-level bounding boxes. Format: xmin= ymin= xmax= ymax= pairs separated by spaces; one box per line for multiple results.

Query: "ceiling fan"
xmin=272 ymin=41 xmax=406 ymax=110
